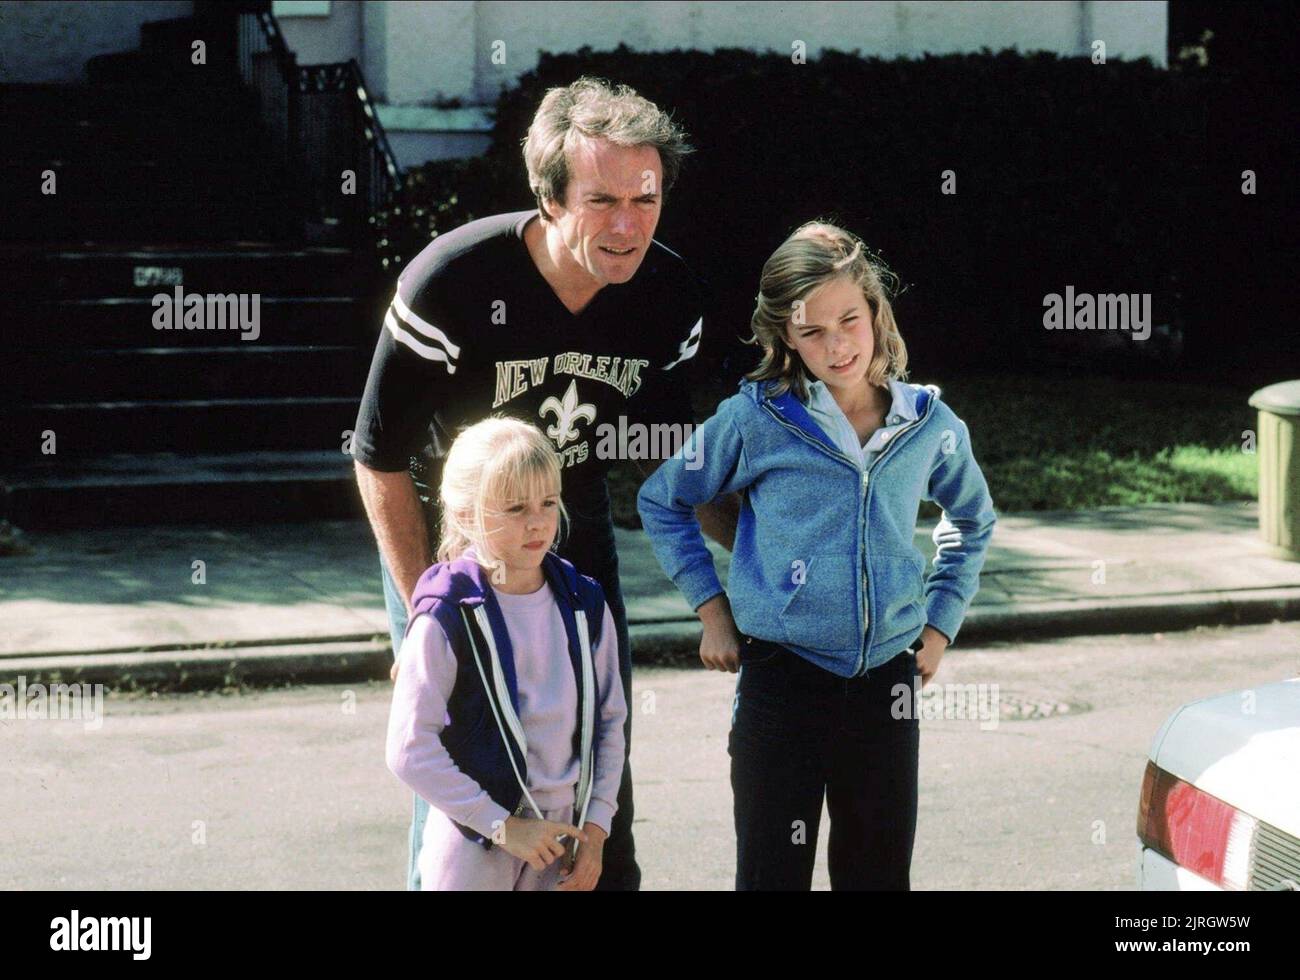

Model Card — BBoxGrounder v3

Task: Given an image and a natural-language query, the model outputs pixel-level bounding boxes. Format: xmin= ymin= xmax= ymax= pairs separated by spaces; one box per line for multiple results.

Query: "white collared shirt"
xmin=804 ymin=377 xmax=919 ymax=470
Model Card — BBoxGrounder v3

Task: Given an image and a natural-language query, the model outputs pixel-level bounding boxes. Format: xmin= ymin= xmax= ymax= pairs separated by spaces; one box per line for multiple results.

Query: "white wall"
xmin=0 ymin=1 xmax=1169 ymax=91
xmin=275 ymin=0 xmax=363 ymax=67
xmin=371 ymin=0 xmax=476 ymax=105
xmin=276 ymin=0 xmax=1166 ymax=108
xmin=0 ymin=0 xmax=194 ymax=82
xmin=271 ymin=0 xmax=1167 ymax=168
xmin=460 ymin=0 xmax=1168 ymax=105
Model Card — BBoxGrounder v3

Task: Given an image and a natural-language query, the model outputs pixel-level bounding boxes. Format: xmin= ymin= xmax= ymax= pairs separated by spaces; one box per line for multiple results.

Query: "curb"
xmin=3 ymin=588 xmax=1298 ymax=692
xmin=956 ymin=588 xmax=1300 ymax=645
xmin=631 ymin=587 xmax=1300 ymax=660
xmin=0 ymin=638 xmax=392 ymax=692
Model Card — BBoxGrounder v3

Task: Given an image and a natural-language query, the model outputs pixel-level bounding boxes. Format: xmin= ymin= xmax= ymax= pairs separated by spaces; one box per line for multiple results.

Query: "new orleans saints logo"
xmin=539 ymin=380 xmax=596 ymax=449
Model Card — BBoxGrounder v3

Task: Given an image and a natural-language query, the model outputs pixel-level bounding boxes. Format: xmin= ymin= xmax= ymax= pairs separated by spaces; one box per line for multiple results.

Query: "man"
xmin=353 ymin=77 xmax=738 ymax=890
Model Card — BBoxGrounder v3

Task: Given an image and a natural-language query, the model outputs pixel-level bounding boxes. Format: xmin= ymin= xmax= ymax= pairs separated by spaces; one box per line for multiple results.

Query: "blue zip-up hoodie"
xmin=637 ymin=377 xmax=997 ymax=677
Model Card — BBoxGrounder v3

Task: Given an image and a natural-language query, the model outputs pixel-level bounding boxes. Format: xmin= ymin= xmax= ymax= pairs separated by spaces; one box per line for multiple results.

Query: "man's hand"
xmin=694 ymin=493 xmax=741 ymax=553
xmin=557 ymin=822 xmax=607 ymax=891
xmin=697 ymin=593 xmax=742 ymax=672
xmin=631 ymin=457 xmax=740 ymax=553
xmin=498 ymin=816 xmax=588 ymax=873
xmin=914 ymin=624 xmax=950 ymax=688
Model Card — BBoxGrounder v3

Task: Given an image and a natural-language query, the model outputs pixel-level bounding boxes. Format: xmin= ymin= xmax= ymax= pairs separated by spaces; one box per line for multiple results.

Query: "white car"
xmin=1137 ymin=678 xmax=1300 ymax=890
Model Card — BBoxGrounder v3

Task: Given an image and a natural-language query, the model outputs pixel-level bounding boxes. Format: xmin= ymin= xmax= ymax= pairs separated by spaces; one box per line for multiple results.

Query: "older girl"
xmin=638 ymin=221 xmax=996 ymax=890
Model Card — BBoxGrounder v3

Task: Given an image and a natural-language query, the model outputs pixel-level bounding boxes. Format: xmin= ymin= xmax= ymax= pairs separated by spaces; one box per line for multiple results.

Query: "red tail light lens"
xmin=1139 ymin=760 xmax=1256 ymax=889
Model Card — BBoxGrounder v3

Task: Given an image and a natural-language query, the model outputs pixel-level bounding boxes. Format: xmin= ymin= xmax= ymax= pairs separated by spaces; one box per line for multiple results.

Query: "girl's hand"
xmin=499 ymin=816 xmax=588 ymax=872
xmin=557 ymin=823 xmax=607 ymax=891
xmin=914 ymin=625 xmax=950 ymax=688
xmin=697 ymin=594 xmax=742 ymax=672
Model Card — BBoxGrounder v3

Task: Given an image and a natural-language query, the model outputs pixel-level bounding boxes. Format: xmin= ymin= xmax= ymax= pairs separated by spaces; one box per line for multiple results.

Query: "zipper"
xmin=463 ymin=606 xmax=543 ymax=820
xmin=760 ymin=390 xmax=937 ymax=676
xmin=861 ymin=468 xmax=870 ymax=649
xmin=855 ymin=397 xmax=935 ymax=674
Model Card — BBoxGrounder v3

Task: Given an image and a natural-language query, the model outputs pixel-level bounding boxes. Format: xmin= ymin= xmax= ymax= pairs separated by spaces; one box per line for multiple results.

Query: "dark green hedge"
xmin=377 ymin=46 xmax=1296 ymax=378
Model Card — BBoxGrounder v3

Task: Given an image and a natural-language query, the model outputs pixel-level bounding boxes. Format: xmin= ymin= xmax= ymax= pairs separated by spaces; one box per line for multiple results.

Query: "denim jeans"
xmin=381 ymin=502 xmax=640 ymax=891
xmin=380 ymin=557 xmax=430 ymax=892
xmin=728 ymin=634 xmax=923 ymax=891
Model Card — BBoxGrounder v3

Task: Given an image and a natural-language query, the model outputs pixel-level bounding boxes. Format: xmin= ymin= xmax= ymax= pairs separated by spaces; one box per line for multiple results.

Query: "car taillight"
xmin=1139 ymin=760 xmax=1257 ymax=890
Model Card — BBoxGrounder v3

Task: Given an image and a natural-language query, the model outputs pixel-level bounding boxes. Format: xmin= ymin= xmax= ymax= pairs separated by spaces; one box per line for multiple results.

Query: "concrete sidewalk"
xmin=2 ymin=502 xmax=1299 ymax=688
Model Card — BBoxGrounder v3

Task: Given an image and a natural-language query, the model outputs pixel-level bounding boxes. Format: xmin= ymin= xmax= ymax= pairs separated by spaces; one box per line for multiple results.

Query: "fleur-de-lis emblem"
xmin=539 ymin=380 xmax=596 ymax=449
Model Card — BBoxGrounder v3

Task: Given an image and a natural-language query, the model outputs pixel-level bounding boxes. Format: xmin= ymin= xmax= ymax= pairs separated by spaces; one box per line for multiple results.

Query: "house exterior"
xmin=2 ymin=0 xmax=1169 ymax=166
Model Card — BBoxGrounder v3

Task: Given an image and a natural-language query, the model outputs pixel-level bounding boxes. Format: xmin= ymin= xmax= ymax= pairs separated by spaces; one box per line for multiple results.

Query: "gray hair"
xmin=522 ymin=76 xmax=693 ymax=220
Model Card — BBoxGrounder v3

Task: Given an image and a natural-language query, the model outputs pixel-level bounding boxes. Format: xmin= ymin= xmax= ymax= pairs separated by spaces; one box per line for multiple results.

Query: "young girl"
xmin=638 ymin=221 xmax=997 ymax=891
xmin=386 ymin=417 xmax=627 ymax=891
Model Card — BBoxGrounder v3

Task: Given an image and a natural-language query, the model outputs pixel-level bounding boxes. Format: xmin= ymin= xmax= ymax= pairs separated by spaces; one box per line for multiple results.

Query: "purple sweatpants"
xmin=418 ymin=798 xmax=577 ymax=891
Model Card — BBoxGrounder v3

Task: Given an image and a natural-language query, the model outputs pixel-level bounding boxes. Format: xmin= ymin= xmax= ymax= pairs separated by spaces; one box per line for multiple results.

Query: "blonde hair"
xmin=522 ymin=76 xmax=693 ymax=221
xmin=745 ymin=220 xmax=908 ymax=403
xmin=436 ymin=417 xmax=568 ymax=575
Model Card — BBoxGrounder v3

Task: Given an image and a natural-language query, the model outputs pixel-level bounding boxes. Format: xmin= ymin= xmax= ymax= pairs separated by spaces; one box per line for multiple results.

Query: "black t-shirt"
xmin=352 ymin=209 xmax=706 ymax=522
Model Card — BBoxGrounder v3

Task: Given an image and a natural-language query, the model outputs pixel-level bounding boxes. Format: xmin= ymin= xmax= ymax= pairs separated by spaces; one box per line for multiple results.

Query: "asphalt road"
xmin=4 ymin=620 xmax=1297 ymax=890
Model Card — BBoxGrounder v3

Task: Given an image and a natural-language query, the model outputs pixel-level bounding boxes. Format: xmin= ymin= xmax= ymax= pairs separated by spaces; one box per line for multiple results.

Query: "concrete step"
xmin=0 ymin=157 xmax=284 ymax=193
xmin=2 ymin=199 xmax=290 ymax=244
xmin=4 ymin=122 xmax=284 ymax=171
xmin=0 ymin=75 xmax=292 ymax=245
xmin=1 ymin=450 xmax=365 ymax=528
xmin=4 ymin=189 xmax=282 ymax=216
xmin=2 ymin=296 xmax=372 ymax=348
xmin=6 ymin=345 xmax=371 ymax=402
xmin=2 ymin=245 xmax=368 ymax=300
xmin=1 ymin=82 xmax=255 ymax=120
xmin=85 ymin=49 xmax=239 ymax=87
xmin=2 ymin=396 xmax=361 ymax=455
xmin=5 ymin=112 xmax=270 ymax=157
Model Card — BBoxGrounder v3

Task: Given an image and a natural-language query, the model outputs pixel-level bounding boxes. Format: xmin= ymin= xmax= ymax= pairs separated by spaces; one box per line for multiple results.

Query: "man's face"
xmin=545 ymin=137 xmax=663 ymax=288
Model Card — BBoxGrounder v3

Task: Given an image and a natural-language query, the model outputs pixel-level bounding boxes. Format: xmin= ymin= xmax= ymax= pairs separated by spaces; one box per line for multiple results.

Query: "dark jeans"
xmin=728 ymin=634 xmax=923 ymax=891
xmin=382 ymin=500 xmax=640 ymax=891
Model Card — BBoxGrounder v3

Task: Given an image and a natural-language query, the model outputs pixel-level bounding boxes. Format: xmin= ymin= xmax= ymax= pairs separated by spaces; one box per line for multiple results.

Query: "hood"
xmin=409 ymin=552 xmax=494 ymax=621
xmin=408 ymin=548 xmax=585 ymax=622
xmin=738 ymin=375 xmax=940 ymax=406
xmin=734 ymin=376 xmax=939 ymax=457
xmin=737 ymin=377 xmax=766 ymax=403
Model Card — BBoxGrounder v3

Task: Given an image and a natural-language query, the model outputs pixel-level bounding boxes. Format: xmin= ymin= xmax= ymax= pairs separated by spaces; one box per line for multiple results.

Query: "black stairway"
xmin=0 ymin=16 xmax=386 ymax=528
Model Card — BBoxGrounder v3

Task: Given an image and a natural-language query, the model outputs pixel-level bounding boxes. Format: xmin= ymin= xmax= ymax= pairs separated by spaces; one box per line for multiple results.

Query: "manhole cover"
xmin=994 ymin=693 xmax=1091 ymax=721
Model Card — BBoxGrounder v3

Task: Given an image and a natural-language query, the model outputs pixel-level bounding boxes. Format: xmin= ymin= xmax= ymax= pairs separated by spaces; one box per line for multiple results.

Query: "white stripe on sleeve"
xmin=392 ymin=292 xmax=462 ymax=359
xmin=385 ymin=308 xmax=458 ymax=374
xmin=662 ymin=316 xmax=702 ymax=371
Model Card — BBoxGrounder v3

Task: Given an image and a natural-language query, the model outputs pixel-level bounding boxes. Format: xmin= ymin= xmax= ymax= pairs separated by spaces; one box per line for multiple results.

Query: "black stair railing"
xmin=349 ymin=59 xmax=402 ymax=232
xmin=234 ymin=5 xmax=296 ymax=177
xmin=233 ymin=2 xmax=402 ymax=246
